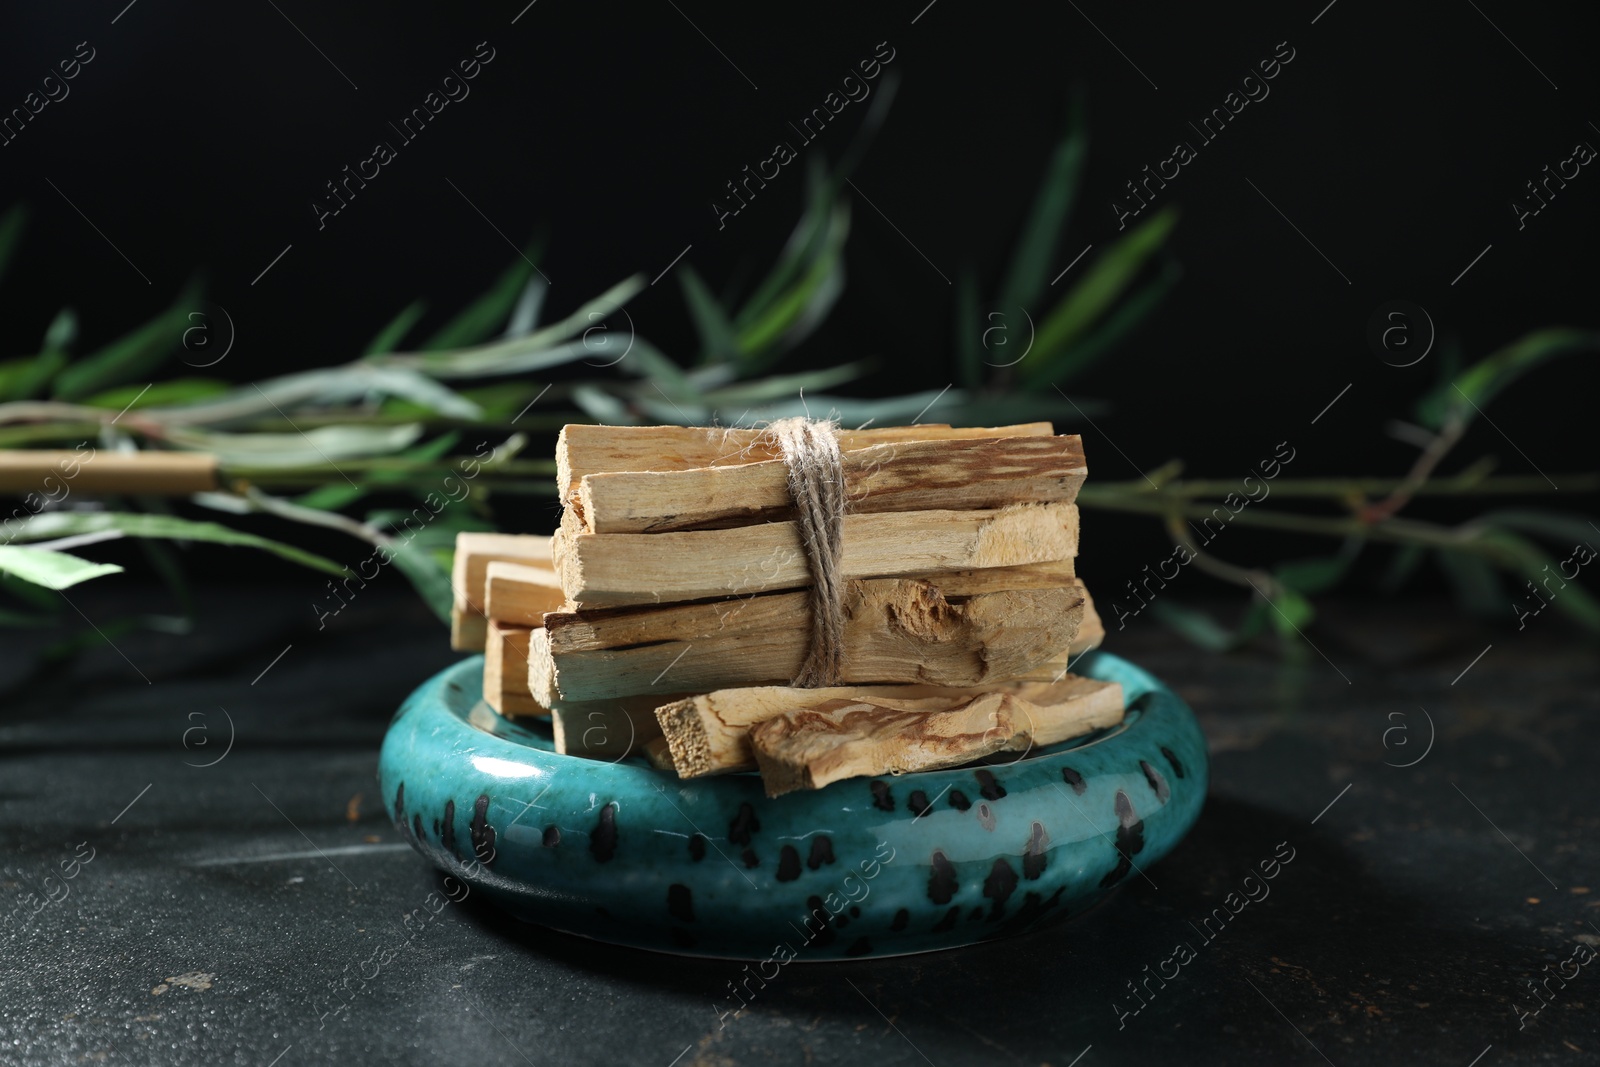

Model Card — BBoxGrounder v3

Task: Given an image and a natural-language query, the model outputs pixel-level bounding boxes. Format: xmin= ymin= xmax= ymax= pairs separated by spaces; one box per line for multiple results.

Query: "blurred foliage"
xmin=0 ymin=97 xmax=1594 ymax=664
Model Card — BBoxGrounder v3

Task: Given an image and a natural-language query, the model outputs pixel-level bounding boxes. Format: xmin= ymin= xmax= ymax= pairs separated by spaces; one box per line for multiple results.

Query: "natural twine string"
xmin=767 ymin=417 xmax=846 ymax=688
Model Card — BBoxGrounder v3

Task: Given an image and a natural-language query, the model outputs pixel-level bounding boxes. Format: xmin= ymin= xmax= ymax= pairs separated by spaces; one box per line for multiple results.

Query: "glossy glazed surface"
xmin=377 ymin=650 xmax=1207 ymax=959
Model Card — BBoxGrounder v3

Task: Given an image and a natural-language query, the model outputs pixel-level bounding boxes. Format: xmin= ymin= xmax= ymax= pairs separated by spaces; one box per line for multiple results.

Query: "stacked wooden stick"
xmin=451 ymin=421 xmax=1122 ymax=796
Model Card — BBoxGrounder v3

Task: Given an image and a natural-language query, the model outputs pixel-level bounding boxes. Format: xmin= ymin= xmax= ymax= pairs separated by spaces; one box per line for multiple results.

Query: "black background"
xmin=1 ymin=0 xmax=1596 ymax=601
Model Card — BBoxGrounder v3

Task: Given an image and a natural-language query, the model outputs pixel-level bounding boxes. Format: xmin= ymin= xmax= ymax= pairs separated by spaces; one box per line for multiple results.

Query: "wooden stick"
xmin=658 ymin=674 xmax=1122 ymax=780
xmin=449 ymin=532 xmax=554 ymax=651
xmin=1006 ymin=581 xmax=1106 ymax=682
xmin=0 ymin=450 xmax=219 ymax=494
xmin=574 ymin=434 xmax=1085 ymax=533
xmin=532 ymin=573 xmax=1082 ymax=703
xmin=450 ymin=607 xmax=489 ymax=655
xmin=545 ymin=560 xmax=1077 ymax=651
xmin=748 ymin=676 xmax=1125 ymax=796
xmin=550 ymin=697 xmax=668 ymax=759
xmin=483 ymin=620 xmax=546 ymax=718
xmin=555 ymin=422 xmax=1054 ymax=502
xmin=554 ymin=501 xmax=1079 ymax=608
xmin=452 ymin=532 xmax=555 ymax=612
xmin=484 ymin=560 xmax=564 ymax=627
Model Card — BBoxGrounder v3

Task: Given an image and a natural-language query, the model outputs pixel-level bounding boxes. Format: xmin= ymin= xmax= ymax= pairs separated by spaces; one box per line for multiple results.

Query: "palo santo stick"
xmin=0 ymin=450 xmax=219 ymax=494
xmin=658 ymin=673 xmax=1112 ymax=779
xmin=556 ymin=422 xmax=1053 ymax=502
xmin=546 ymin=560 xmax=1077 ymax=651
xmin=482 ymin=621 xmax=671 ymax=762
xmin=554 ymin=501 xmax=1079 ymax=609
xmin=484 ymin=561 xmax=564 ymax=627
xmin=483 ymin=620 xmax=546 ymax=717
xmin=453 ymin=533 xmax=555 ymax=612
xmin=550 ymin=697 xmax=667 ymax=759
xmin=451 ymin=609 xmax=489 ymax=656
xmin=575 ymin=434 xmax=1085 ymax=534
xmin=1007 ymin=581 xmax=1107 ymax=683
xmin=449 ymin=532 xmax=554 ymax=651
xmin=748 ymin=676 xmax=1125 ymax=796
xmin=1076 ymin=585 xmax=1106 ymax=650
xmin=532 ymin=576 xmax=1083 ymax=704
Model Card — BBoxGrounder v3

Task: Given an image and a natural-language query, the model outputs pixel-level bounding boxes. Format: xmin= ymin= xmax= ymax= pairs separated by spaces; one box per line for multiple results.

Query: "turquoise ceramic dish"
xmin=378 ymin=650 xmax=1206 ymax=960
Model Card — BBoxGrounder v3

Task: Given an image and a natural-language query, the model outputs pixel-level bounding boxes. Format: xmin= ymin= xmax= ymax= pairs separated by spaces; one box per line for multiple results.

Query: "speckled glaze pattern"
xmin=377 ymin=650 xmax=1206 ymax=960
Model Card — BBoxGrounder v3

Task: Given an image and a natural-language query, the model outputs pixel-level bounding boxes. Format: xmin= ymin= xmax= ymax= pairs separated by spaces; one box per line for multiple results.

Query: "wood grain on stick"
xmin=574 ymin=434 xmax=1085 ymax=533
xmin=483 ymin=620 xmax=546 ymax=717
xmin=553 ymin=501 xmax=1079 ymax=608
xmin=483 ymin=560 xmax=564 ymax=627
xmin=658 ymin=674 xmax=1123 ymax=782
xmin=449 ymin=532 xmax=554 ymax=651
xmin=748 ymin=675 xmax=1125 ymax=796
xmin=531 ymin=568 xmax=1083 ymax=703
xmin=452 ymin=533 xmax=554 ymax=613
xmin=555 ymin=422 xmax=1054 ymax=501
xmin=450 ymin=606 xmax=489 ymax=654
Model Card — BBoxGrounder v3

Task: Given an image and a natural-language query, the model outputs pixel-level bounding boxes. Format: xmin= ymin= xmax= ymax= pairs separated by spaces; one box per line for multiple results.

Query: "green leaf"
xmin=384 ymin=536 xmax=454 ymax=623
xmin=504 ymin=278 xmax=546 ymax=338
xmin=1275 ymin=554 xmax=1353 ymax=596
xmin=1473 ymin=528 xmax=1600 ymax=633
xmin=1148 ymin=599 xmax=1238 ymax=652
xmin=0 ymin=202 xmax=27 ymax=286
xmin=735 ymin=158 xmax=839 ymax=331
xmin=612 ymin=339 xmax=695 ymax=402
xmin=43 ymin=306 xmax=77 ymax=353
xmin=364 ymin=300 xmax=428 ymax=356
xmin=5 ymin=512 xmax=348 ymax=577
xmin=0 ymin=308 xmax=78 ymax=401
xmin=1416 ymin=328 xmax=1599 ymax=430
xmin=294 ymin=431 xmax=462 ymax=511
xmin=0 ymin=353 xmax=63 ymax=402
xmin=737 ymin=250 xmax=845 ymax=365
xmin=369 ymin=499 xmax=492 ymax=554
xmin=453 ymin=381 xmax=556 ymax=421
xmin=0 ymin=546 xmax=123 ymax=589
xmin=1258 ymin=583 xmax=1315 ymax=636
xmin=389 ymin=276 xmax=646 ymax=380
xmin=167 ymin=423 xmax=425 ymax=467
xmin=997 ymin=91 xmax=1087 ymax=316
xmin=678 ymin=266 xmax=740 ymax=365
xmin=735 ymin=202 xmax=850 ymax=365
xmin=571 ymin=384 xmax=636 ymax=424
xmin=700 ymin=362 xmax=871 ymax=406
xmin=1026 ymin=257 xmax=1180 ymax=388
xmin=1474 ymin=509 xmax=1600 ymax=547
xmin=52 ymin=281 xmax=203 ymax=400
xmin=83 ymin=378 xmax=230 ymax=410
xmin=421 ymin=247 xmax=543 ymax=350
xmin=141 ymin=364 xmax=481 ymax=425
xmin=1020 ymin=206 xmax=1177 ymax=388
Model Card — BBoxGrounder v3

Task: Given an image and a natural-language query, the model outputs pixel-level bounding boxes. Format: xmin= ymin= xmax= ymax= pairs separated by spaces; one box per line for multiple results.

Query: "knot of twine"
xmin=768 ymin=417 xmax=846 ymax=688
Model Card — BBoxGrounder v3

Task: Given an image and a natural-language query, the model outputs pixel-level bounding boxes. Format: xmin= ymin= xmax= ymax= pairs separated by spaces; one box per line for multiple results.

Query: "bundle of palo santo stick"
xmin=451 ymin=421 xmax=1122 ymax=796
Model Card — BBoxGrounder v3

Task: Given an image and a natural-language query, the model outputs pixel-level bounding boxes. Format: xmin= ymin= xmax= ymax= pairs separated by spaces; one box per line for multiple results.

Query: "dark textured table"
xmin=3 ymin=586 xmax=1596 ymax=1066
